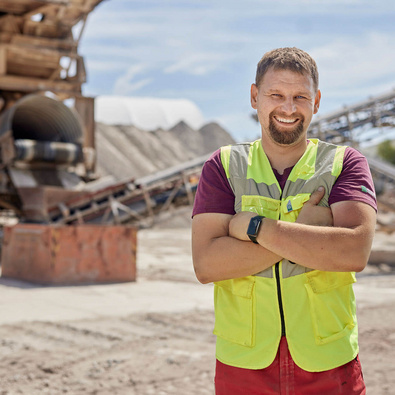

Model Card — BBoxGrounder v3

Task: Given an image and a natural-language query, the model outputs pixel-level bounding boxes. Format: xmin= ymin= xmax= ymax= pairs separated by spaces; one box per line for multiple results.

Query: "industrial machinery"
xmin=0 ymin=0 xmax=141 ymax=284
xmin=0 ymin=0 xmax=204 ymax=227
xmin=0 ymin=0 xmax=100 ymax=223
xmin=0 ymin=0 xmax=205 ymax=284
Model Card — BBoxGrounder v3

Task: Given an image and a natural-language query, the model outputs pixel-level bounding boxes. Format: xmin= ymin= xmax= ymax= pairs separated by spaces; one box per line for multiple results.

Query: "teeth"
xmin=276 ymin=117 xmax=296 ymax=123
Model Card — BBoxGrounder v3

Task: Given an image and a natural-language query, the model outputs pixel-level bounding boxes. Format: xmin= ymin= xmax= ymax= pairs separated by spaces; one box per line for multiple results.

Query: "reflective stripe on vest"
xmin=213 ymin=139 xmax=359 ymax=372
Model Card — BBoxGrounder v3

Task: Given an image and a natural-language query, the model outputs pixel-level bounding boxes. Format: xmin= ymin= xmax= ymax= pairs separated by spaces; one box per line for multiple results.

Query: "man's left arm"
xmin=230 ymin=199 xmax=376 ymax=272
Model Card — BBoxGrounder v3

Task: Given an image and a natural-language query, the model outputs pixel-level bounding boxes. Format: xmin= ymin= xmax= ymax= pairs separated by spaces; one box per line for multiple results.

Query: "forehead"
xmin=260 ymin=67 xmax=315 ymax=93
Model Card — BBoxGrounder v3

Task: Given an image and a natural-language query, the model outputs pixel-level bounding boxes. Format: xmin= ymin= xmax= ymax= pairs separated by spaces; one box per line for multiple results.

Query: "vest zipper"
xmin=275 ymin=262 xmax=286 ymax=336
xmin=276 ymin=191 xmax=286 ymax=336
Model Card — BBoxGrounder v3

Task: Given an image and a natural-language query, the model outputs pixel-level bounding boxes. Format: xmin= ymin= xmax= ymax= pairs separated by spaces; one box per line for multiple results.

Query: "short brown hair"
xmin=255 ymin=47 xmax=319 ymax=91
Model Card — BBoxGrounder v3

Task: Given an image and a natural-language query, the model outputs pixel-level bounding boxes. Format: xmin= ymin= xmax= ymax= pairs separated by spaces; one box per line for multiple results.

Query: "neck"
xmin=261 ymin=137 xmax=308 ymax=175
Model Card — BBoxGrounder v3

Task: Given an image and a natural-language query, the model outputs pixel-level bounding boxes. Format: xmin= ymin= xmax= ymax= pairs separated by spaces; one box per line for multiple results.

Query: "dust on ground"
xmin=0 ymin=210 xmax=394 ymax=395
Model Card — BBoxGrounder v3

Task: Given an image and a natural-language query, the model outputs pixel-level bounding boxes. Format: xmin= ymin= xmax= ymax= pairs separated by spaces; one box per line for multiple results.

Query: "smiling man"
xmin=192 ymin=47 xmax=377 ymax=394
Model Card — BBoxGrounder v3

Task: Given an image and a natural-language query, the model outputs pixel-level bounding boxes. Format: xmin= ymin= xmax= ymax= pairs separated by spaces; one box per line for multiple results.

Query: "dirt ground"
xmin=0 ymin=212 xmax=394 ymax=394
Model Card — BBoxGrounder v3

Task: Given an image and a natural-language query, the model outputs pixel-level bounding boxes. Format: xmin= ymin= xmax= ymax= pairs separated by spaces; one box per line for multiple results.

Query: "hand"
xmin=229 ymin=211 xmax=257 ymax=241
xmin=296 ymin=187 xmax=333 ymax=227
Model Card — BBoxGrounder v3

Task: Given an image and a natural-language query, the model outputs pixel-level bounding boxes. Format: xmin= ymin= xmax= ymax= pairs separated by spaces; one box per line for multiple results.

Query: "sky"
xmin=79 ymin=0 xmax=395 ymax=142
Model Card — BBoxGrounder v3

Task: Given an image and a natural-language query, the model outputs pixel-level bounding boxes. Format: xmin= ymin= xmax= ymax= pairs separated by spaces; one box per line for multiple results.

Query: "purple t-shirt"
xmin=192 ymin=145 xmax=377 ymax=217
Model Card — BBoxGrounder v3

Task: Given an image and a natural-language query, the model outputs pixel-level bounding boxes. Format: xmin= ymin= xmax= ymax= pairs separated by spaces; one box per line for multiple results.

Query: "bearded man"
xmin=192 ymin=47 xmax=376 ymax=394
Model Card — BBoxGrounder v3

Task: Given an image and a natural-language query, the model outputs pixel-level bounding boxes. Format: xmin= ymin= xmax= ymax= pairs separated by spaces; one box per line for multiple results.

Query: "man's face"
xmin=251 ymin=67 xmax=321 ymax=147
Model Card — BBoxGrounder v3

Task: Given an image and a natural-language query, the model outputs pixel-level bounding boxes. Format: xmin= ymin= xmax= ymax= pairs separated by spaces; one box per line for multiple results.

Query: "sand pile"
xmin=94 ymin=121 xmax=235 ymax=181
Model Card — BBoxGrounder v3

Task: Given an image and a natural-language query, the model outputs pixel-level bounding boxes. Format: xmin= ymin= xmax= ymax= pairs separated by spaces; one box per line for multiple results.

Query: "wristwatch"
xmin=246 ymin=215 xmax=264 ymax=244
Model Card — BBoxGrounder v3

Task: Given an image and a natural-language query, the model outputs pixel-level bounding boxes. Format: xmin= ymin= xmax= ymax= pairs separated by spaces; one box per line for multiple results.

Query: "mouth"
xmin=273 ymin=115 xmax=300 ymax=126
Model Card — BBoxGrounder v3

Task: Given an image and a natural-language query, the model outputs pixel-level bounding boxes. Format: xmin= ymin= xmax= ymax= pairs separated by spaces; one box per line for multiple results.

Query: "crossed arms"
xmin=192 ymin=188 xmax=377 ymax=284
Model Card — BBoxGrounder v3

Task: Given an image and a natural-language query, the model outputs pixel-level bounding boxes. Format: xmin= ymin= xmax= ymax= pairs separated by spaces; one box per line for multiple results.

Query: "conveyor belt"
xmin=308 ymin=89 xmax=395 ymax=144
xmin=48 ymin=154 xmax=209 ymax=226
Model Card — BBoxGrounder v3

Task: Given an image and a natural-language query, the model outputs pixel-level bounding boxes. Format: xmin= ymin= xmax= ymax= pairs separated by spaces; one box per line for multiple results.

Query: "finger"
xmin=307 ymin=186 xmax=325 ymax=206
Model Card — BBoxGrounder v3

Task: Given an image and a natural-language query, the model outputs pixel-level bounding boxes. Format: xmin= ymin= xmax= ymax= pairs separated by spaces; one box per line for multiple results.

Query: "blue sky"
xmin=80 ymin=0 xmax=395 ymax=142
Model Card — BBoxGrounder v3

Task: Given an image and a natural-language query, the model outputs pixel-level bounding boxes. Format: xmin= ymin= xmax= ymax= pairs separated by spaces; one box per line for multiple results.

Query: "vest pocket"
xmin=241 ymin=195 xmax=280 ymax=218
xmin=281 ymin=194 xmax=311 ymax=222
xmin=213 ymin=277 xmax=255 ymax=347
xmin=304 ymin=271 xmax=356 ymax=345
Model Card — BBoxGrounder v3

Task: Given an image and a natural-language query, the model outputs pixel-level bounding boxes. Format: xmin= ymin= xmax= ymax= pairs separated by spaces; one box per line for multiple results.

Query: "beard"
xmin=268 ymin=111 xmax=306 ymax=145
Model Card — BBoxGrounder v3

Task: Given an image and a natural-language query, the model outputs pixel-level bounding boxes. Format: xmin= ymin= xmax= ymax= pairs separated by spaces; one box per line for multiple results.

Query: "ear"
xmin=313 ymin=90 xmax=321 ymax=114
xmin=250 ymin=83 xmax=258 ymax=109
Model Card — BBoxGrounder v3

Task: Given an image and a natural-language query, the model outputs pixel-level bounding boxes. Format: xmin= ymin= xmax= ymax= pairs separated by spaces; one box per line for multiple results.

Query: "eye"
xmin=295 ymin=95 xmax=308 ymax=100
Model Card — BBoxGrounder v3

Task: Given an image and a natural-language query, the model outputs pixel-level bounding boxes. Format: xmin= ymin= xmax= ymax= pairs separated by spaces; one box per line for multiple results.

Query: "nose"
xmin=280 ymin=97 xmax=296 ymax=115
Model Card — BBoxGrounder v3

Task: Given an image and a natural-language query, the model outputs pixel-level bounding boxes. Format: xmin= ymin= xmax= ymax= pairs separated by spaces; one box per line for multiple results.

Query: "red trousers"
xmin=215 ymin=337 xmax=366 ymax=395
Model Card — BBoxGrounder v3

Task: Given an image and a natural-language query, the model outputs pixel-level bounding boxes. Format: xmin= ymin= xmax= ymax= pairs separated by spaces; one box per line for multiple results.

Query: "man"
xmin=192 ymin=47 xmax=377 ymax=394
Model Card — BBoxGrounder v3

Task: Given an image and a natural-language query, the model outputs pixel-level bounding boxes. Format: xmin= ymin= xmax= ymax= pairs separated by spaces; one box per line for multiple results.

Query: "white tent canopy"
xmin=94 ymin=96 xmax=205 ymax=131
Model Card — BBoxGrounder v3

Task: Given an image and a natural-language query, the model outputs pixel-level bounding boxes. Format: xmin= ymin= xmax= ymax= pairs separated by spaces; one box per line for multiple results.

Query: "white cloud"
xmin=312 ymin=32 xmax=395 ymax=102
xmin=113 ymin=64 xmax=153 ymax=95
xmin=81 ymin=4 xmax=242 ymax=78
xmin=164 ymin=52 xmax=230 ymax=76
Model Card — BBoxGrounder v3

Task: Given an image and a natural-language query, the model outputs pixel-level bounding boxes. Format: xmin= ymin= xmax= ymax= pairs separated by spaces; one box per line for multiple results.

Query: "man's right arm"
xmin=192 ymin=212 xmax=281 ymax=284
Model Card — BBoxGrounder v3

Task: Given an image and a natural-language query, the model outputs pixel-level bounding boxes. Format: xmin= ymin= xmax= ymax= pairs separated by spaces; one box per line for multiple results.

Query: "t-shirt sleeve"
xmin=192 ymin=149 xmax=236 ymax=217
xmin=329 ymin=147 xmax=377 ymax=211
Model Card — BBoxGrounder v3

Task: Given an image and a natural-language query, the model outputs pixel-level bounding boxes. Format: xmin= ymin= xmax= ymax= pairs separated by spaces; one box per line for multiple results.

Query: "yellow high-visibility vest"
xmin=214 ymin=138 xmax=358 ymax=372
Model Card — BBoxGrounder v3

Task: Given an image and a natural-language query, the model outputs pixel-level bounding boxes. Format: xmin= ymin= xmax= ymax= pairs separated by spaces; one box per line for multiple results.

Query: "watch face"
xmin=247 ymin=215 xmax=263 ymax=243
xmin=251 ymin=217 xmax=261 ymax=228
